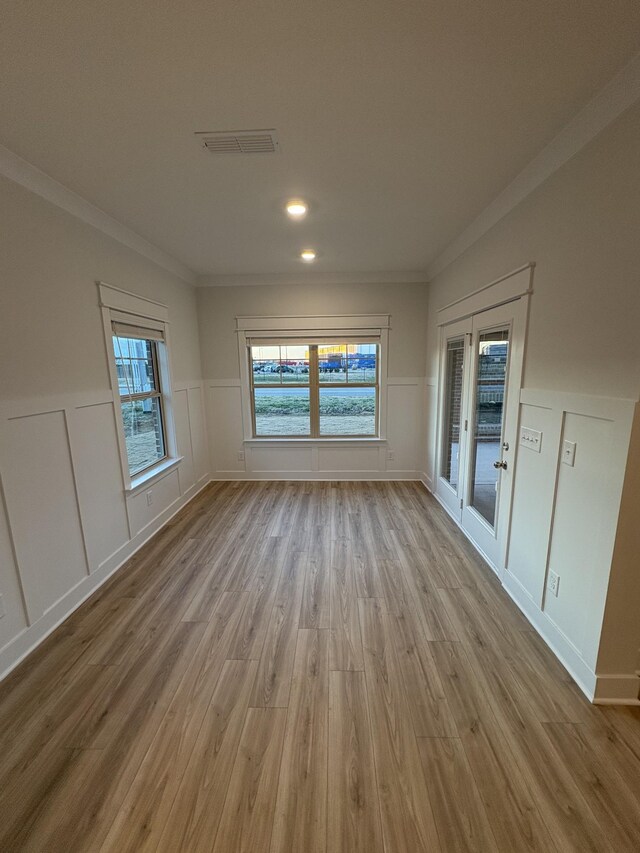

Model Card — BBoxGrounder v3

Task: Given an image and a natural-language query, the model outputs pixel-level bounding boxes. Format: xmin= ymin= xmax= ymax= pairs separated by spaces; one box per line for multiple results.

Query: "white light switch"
xmin=520 ymin=426 xmax=542 ymax=453
xmin=562 ymin=440 xmax=577 ymax=466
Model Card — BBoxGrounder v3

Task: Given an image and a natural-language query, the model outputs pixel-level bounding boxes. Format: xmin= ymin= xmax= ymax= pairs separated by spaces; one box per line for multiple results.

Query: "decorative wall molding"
xmin=437 ymin=263 xmax=534 ymax=325
xmin=0 ymin=475 xmax=210 ymax=683
xmin=236 ymin=313 xmax=391 ymax=332
xmin=0 ymin=143 xmax=195 ymax=284
xmin=427 ymin=50 xmax=640 ymax=279
xmin=198 ymin=271 xmax=427 ymax=288
xmin=206 ymin=374 xmax=423 ymax=481
xmin=98 ymin=281 xmax=169 ymax=322
xmin=424 ymin=383 xmax=637 ymax=704
xmin=502 ymin=570 xmax=599 ymax=702
xmin=0 ymin=376 xmax=210 ymax=682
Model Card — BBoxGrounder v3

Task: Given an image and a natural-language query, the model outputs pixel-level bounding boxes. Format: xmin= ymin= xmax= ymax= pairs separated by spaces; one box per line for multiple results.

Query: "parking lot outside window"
xmin=249 ymin=342 xmax=379 ymax=437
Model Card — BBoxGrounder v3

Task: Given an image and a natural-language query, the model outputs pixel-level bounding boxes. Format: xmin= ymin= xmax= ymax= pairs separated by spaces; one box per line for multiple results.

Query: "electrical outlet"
xmin=237 ymin=450 xmax=245 ymax=462
xmin=548 ymin=571 xmax=560 ymax=597
xmin=387 ymin=451 xmax=395 ymax=462
xmin=0 ymin=593 xmax=5 ymax=619
xmin=146 ymin=490 xmax=153 ymax=507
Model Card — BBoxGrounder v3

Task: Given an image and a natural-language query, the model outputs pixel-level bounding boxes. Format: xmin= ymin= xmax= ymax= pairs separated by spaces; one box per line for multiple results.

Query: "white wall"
xmin=425 ymin=101 xmax=640 ymax=702
xmin=197 ymin=281 xmax=429 ymax=480
xmin=0 ymin=176 xmax=209 ymax=678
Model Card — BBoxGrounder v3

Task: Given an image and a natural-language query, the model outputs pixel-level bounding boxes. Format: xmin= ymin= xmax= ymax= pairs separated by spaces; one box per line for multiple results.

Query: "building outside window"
xmin=112 ymin=328 xmax=167 ymax=476
xmin=249 ymin=341 xmax=379 ymax=437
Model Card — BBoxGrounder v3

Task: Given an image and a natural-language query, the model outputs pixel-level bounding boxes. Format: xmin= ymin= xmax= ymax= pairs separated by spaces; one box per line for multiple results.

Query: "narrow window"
xmin=112 ymin=324 xmax=167 ymax=476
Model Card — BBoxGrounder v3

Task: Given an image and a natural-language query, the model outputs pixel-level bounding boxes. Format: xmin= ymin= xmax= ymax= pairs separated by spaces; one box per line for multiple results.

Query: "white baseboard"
xmin=592 ymin=674 xmax=640 ymax=705
xmin=419 ymin=471 xmax=433 ymax=491
xmin=504 ymin=568 xmax=640 ymax=704
xmin=0 ymin=475 xmax=211 ymax=683
xmin=429 ymin=486 xmax=638 ymax=706
xmin=211 ymin=470 xmax=420 ymax=481
xmin=502 ymin=570 xmax=598 ymax=701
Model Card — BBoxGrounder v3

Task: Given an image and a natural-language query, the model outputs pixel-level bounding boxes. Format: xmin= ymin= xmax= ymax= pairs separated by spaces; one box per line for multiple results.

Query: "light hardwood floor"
xmin=0 ymin=481 xmax=639 ymax=852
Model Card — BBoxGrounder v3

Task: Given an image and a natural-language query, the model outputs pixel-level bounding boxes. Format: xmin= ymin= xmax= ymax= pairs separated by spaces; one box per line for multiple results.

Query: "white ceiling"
xmin=1 ymin=1 xmax=640 ymax=279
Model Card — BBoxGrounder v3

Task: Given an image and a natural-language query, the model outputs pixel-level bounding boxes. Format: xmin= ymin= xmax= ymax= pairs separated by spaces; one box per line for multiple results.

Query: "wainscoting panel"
xmin=207 ymin=384 xmax=245 ymax=475
xmin=207 ymin=377 xmax=424 ymax=480
xmin=187 ymin=385 xmax=209 ymax=483
xmin=69 ymin=401 xmax=130 ymax=571
xmin=250 ymin=445 xmax=314 ymax=473
xmin=0 ymin=410 xmax=89 ymax=621
xmin=506 ymin=402 xmax=560 ymax=604
xmin=126 ymin=468 xmax=182 ymax=537
xmin=544 ymin=411 xmax=619 ymax=665
xmin=502 ymin=389 xmax=636 ymax=700
xmin=317 ymin=445 xmax=380 ymax=471
xmin=0 ymin=380 xmax=209 ymax=682
xmin=0 ymin=485 xmax=28 ymax=650
xmin=174 ymin=388 xmax=196 ymax=494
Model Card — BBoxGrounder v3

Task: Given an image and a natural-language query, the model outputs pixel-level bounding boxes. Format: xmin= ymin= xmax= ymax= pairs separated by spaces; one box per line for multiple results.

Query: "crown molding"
xmin=427 ymin=50 xmax=640 ymax=280
xmin=196 ymin=270 xmax=428 ymax=287
xmin=0 ymin=143 xmax=196 ymax=284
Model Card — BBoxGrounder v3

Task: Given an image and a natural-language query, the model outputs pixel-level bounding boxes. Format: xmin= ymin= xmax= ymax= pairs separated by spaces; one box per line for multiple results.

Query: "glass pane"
xmin=254 ymin=387 xmax=310 ymax=435
xmin=121 ymin=397 xmax=165 ymax=475
xmin=346 ymin=344 xmax=378 ymax=383
xmin=280 ymin=345 xmax=310 ymax=383
xmin=319 ymin=387 xmax=376 ymax=435
xmin=318 ymin=344 xmax=347 ymax=383
xmin=251 ymin=345 xmax=309 ymax=384
xmin=441 ymin=338 xmax=465 ymax=487
xmin=113 ymin=336 xmax=157 ymax=396
xmin=469 ymin=330 xmax=509 ymax=527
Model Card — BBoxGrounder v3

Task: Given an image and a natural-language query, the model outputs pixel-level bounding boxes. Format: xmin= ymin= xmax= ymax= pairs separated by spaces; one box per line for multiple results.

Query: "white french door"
xmin=436 ymin=299 xmax=526 ymax=573
xmin=435 ymin=318 xmax=471 ymax=520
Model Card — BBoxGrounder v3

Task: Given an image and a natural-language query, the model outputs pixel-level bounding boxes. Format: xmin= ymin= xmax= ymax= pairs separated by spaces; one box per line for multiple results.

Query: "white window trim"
xmin=98 ymin=281 xmax=182 ymax=493
xmin=236 ymin=314 xmax=390 ymax=442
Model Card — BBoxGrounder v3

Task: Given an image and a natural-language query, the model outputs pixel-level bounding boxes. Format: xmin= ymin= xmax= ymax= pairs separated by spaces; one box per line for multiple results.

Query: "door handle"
xmin=493 ymin=460 xmax=508 ymax=470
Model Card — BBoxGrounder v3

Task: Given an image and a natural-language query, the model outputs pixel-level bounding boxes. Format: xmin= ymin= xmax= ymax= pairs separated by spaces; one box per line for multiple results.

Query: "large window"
xmin=250 ymin=342 xmax=379 ymax=437
xmin=112 ymin=322 xmax=167 ymax=476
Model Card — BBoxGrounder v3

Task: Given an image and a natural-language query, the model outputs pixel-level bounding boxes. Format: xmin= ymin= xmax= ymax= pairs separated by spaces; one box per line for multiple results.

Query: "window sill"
xmin=244 ymin=437 xmax=386 ymax=444
xmin=125 ymin=456 xmax=184 ymax=496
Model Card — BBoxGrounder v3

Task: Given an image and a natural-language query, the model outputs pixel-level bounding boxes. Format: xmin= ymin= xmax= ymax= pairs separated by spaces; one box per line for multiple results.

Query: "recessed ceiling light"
xmin=286 ymin=199 xmax=308 ymax=219
xmin=300 ymin=249 xmax=316 ymax=262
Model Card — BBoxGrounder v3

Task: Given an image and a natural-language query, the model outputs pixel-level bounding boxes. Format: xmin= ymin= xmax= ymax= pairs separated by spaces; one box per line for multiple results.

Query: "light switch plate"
xmin=520 ymin=426 xmax=542 ymax=453
xmin=562 ymin=440 xmax=576 ymax=466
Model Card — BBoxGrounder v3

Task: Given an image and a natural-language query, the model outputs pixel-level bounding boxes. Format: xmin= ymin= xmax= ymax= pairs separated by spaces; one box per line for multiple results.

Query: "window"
xmin=250 ymin=342 xmax=379 ymax=437
xmin=112 ymin=322 xmax=167 ymax=477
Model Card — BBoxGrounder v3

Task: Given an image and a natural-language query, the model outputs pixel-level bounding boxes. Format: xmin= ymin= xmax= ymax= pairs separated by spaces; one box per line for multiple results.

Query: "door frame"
xmin=434 ymin=264 xmax=534 ymax=576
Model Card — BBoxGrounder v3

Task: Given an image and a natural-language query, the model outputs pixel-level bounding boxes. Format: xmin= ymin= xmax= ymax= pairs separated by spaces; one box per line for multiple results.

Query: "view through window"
xmin=250 ymin=342 xmax=378 ymax=437
xmin=113 ymin=332 xmax=166 ymax=475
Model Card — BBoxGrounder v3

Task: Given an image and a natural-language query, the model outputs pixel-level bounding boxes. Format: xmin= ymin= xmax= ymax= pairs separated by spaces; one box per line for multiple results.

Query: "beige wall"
xmin=196 ymin=280 xmax=429 ymax=480
xmin=426 ymin=99 xmax=640 ymax=400
xmin=0 ymin=176 xmax=206 ymax=675
xmin=0 ymin=176 xmax=202 ymax=401
xmin=197 ymin=281 xmax=429 ymax=380
xmin=425 ymin=100 xmax=640 ymax=698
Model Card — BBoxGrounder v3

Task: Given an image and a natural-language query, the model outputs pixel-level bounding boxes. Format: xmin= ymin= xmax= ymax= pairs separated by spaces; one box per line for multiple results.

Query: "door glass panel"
xmin=441 ymin=338 xmax=465 ymax=487
xmin=469 ymin=329 xmax=509 ymax=527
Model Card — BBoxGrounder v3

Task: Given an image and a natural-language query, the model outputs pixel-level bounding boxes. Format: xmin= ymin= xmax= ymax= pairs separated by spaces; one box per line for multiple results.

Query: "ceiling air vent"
xmin=195 ymin=129 xmax=279 ymax=155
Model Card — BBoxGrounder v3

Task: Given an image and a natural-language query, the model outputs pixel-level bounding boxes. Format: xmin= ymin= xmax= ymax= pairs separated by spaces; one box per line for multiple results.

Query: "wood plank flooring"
xmin=0 ymin=480 xmax=639 ymax=852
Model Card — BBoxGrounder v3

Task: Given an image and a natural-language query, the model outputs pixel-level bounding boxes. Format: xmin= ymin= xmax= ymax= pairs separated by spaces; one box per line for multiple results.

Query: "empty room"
xmin=1 ymin=2 xmax=640 ymax=851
